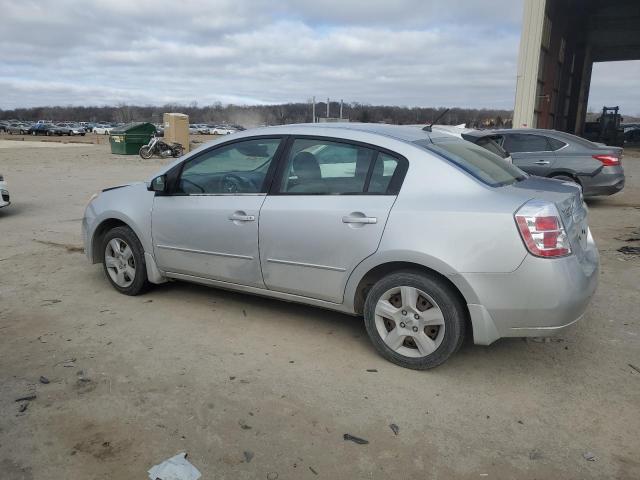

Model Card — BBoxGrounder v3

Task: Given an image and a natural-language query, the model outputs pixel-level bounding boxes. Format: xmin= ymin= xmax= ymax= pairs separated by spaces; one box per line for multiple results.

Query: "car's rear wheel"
xmin=102 ymin=226 xmax=149 ymax=295
xmin=363 ymin=272 xmax=466 ymax=369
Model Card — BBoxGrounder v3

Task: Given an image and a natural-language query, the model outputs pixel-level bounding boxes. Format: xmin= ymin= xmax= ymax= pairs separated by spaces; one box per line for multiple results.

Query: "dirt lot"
xmin=0 ymin=138 xmax=639 ymax=480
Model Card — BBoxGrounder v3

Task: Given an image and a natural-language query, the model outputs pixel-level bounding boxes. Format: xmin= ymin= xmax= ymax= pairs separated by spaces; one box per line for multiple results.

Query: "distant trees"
xmin=0 ymin=102 xmax=513 ymax=128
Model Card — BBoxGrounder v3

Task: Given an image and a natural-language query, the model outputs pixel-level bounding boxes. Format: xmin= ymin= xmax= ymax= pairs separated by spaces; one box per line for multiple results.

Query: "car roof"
xmin=246 ymin=122 xmax=453 ymax=145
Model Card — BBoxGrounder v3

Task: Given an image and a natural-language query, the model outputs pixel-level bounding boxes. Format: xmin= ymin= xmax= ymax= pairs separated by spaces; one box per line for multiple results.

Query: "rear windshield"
xmin=466 ymin=135 xmax=509 ymax=159
xmin=414 ymin=139 xmax=526 ymax=187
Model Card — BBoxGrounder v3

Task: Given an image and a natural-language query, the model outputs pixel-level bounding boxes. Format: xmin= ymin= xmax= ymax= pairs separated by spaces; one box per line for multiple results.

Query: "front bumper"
xmin=463 ymin=237 xmax=599 ymax=344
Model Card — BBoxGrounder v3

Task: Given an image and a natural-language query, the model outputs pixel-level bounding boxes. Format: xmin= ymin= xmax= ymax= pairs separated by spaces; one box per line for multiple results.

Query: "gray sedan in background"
xmin=476 ymin=129 xmax=625 ymax=197
xmin=83 ymin=124 xmax=598 ymax=369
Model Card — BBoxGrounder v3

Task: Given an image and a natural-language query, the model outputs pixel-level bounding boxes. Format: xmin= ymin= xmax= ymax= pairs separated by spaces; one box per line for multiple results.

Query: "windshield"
xmin=414 ymin=139 xmax=526 ymax=187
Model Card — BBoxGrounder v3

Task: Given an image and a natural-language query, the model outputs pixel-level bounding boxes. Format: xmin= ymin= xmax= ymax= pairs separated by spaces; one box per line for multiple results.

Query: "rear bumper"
xmin=463 ymin=236 xmax=599 ymax=345
xmin=581 ymin=166 xmax=625 ymax=196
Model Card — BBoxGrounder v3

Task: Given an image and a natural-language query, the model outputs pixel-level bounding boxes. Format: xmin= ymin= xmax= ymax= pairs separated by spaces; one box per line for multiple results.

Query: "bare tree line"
xmin=0 ymin=102 xmax=513 ymax=128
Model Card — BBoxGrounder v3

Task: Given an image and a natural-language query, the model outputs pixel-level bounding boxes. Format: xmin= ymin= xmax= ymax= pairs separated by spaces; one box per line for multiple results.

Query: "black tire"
xmin=172 ymin=145 xmax=184 ymax=157
xmin=101 ymin=226 xmax=149 ymax=295
xmin=139 ymin=146 xmax=153 ymax=159
xmin=363 ymin=271 xmax=466 ymax=370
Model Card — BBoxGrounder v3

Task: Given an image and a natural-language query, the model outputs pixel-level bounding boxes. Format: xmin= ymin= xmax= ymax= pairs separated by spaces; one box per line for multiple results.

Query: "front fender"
xmin=84 ymin=183 xmax=155 ymax=262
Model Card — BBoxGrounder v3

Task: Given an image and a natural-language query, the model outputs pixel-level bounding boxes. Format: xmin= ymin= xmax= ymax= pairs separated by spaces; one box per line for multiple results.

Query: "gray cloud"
xmin=1 ymin=0 xmax=635 ymax=113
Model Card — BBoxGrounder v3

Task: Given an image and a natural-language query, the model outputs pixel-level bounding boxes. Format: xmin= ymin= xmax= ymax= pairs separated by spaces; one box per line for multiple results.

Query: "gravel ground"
xmin=0 ymin=139 xmax=639 ymax=479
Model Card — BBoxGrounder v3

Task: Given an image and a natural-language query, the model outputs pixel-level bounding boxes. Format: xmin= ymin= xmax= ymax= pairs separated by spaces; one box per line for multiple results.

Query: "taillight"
xmin=593 ymin=154 xmax=620 ymax=166
xmin=515 ymin=200 xmax=571 ymax=258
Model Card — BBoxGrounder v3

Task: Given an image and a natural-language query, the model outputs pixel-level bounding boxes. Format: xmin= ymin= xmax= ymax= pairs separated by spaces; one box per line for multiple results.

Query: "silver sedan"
xmin=83 ymin=124 xmax=599 ymax=369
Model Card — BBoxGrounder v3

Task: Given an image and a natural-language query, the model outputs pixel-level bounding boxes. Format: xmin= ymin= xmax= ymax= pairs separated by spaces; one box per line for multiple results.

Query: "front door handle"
xmin=342 ymin=215 xmax=377 ymax=224
xmin=229 ymin=212 xmax=255 ymax=222
xmin=534 ymin=160 xmax=550 ymax=165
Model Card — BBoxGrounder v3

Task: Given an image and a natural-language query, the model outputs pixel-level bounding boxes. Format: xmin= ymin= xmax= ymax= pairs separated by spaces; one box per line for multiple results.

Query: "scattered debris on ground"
xmin=583 ymin=452 xmax=596 ymax=462
xmin=243 ymin=451 xmax=254 ymax=463
xmin=33 ymin=239 xmax=84 ymax=253
xmin=148 ymin=452 xmax=201 ymax=480
xmin=618 ymin=246 xmax=640 ymax=255
xmin=343 ymin=433 xmax=369 ymax=445
xmin=39 ymin=376 xmax=50 ymax=384
xmin=529 ymin=449 xmax=543 ymax=460
xmin=15 ymin=394 xmax=36 ymax=402
xmin=366 ymin=368 xmax=378 ymax=372
xmin=309 ymin=466 xmax=318 ymax=475
xmin=629 ymin=364 xmax=640 ymax=374
xmin=389 ymin=423 xmax=400 ymax=435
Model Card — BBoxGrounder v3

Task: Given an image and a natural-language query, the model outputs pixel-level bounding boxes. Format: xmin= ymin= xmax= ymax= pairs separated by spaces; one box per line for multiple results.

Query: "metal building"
xmin=513 ymin=0 xmax=640 ymax=133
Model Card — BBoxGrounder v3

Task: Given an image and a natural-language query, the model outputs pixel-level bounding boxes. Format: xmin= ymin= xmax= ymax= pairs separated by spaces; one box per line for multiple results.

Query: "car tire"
xmin=101 ymin=226 xmax=149 ymax=296
xmin=363 ymin=271 xmax=466 ymax=369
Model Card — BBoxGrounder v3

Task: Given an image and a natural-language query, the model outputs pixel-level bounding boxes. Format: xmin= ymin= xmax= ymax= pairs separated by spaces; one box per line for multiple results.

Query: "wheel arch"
xmin=548 ymin=170 xmax=582 ymax=185
xmin=346 ymin=254 xmax=500 ymax=345
xmin=90 ymin=217 xmax=130 ymax=263
xmin=351 ymin=261 xmax=472 ymax=316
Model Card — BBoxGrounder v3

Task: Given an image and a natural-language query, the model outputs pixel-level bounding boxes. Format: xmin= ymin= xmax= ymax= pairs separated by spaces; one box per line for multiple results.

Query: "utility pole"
xmin=340 ymin=99 xmax=343 ymax=120
xmin=312 ymin=96 xmax=315 ymax=123
xmin=327 ymin=98 xmax=330 ymax=118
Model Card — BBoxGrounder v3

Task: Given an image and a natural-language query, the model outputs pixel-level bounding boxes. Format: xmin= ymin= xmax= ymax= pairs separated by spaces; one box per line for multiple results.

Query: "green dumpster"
xmin=109 ymin=122 xmax=157 ymax=155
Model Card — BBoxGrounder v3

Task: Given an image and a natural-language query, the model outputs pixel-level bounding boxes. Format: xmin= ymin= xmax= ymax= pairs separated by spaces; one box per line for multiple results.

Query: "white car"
xmin=208 ymin=125 xmax=236 ymax=135
xmin=0 ymin=174 xmax=10 ymax=208
xmin=93 ymin=125 xmax=113 ymax=135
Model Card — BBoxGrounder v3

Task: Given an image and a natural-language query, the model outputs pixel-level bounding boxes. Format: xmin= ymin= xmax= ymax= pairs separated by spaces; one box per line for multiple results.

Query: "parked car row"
xmin=189 ymin=124 xmax=242 ymax=135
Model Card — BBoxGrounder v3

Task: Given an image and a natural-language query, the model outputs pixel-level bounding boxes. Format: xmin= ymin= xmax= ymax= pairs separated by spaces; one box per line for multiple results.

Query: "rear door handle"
xmin=535 ymin=160 xmax=550 ymax=165
xmin=342 ymin=215 xmax=377 ymax=224
xmin=229 ymin=212 xmax=255 ymax=222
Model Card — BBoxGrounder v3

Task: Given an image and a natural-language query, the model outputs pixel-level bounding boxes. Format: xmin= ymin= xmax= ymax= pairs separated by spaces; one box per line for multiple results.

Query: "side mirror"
xmin=148 ymin=174 xmax=167 ymax=193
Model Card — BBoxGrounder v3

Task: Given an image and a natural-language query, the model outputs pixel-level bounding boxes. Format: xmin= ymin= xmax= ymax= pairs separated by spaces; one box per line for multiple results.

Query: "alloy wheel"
xmin=374 ymin=286 xmax=445 ymax=358
xmin=104 ymin=237 xmax=136 ymax=288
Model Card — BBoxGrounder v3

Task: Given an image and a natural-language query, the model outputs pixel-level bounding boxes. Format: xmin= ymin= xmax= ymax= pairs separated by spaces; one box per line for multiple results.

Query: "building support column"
xmin=574 ymin=45 xmax=592 ymax=135
xmin=513 ymin=0 xmax=547 ymax=128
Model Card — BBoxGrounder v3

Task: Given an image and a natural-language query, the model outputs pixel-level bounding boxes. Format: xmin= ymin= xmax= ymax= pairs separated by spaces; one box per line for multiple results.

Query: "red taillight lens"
xmin=593 ymin=154 xmax=620 ymax=166
xmin=515 ymin=201 xmax=571 ymax=258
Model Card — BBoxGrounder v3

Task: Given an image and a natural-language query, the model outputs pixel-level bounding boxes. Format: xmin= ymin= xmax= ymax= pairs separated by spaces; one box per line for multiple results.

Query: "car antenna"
xmin=422 ymin=108 xmax=450 ymax=132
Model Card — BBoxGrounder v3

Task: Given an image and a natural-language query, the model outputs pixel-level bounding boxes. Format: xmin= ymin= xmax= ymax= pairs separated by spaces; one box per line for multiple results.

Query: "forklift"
xmin=583 ymin=106 xmax=624 ymax=146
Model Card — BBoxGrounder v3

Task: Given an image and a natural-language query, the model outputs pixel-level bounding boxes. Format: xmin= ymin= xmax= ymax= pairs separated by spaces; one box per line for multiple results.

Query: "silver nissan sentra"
xmin=83 ymin=123 xmax=599 ymax=369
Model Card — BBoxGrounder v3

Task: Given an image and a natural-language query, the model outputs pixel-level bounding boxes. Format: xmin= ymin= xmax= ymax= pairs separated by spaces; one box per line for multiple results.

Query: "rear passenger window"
xmin=546 ymin=137 xmax=566 ymax=151
xmin=503 ymin=134 xmax=551 ymax=153
xmin=368 ymin=153 xmax=399 ymax=193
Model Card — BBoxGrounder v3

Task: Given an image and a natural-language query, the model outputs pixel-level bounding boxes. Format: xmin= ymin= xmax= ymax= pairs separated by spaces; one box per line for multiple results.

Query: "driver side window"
xmin=177 ymin=138 xmax=282 ymax=194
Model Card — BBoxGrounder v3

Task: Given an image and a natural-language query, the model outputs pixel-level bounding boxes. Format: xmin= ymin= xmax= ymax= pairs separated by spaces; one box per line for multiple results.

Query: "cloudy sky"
xmin=0 ymin=0 xmax=638 ymax=113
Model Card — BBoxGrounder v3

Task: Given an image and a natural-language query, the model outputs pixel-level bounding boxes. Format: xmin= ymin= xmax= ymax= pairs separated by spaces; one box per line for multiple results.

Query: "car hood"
xmin=102 ymin=181 xmax=144 ymax=193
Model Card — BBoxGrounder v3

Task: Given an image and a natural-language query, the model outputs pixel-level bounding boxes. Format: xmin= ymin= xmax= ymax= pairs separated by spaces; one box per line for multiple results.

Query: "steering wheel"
xmin=221 ymin=174 xmax=249 ymax=193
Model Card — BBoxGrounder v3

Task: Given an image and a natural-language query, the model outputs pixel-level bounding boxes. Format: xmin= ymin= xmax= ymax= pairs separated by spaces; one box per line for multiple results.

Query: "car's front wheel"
xmin=364 ymin=271 xmax=466 ymax=369
xmin=102 ymin=226 xmax=149 ymax=295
